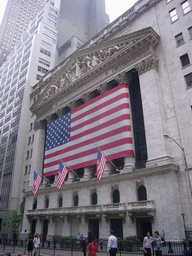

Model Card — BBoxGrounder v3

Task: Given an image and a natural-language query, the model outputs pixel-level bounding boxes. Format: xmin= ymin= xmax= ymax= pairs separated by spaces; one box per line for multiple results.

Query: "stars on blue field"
xmin=45 ymin=112 xmax=71 ymax=151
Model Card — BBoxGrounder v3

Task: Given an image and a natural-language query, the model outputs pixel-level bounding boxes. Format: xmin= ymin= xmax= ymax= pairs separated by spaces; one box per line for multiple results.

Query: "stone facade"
xmin=21 ymin=0 xmax=192 ymax=241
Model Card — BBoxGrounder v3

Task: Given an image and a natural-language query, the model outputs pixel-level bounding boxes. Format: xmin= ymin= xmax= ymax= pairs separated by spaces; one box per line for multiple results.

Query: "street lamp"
xmin=163 ymin=134 xmax=192 ymax=197
xmin=181 ymin=212 xmax=187 ymax=239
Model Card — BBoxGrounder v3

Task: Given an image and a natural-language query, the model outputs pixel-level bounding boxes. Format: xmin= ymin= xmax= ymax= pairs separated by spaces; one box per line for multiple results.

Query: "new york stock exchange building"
xmin=22 ymin=0 xmax=192 ymax=241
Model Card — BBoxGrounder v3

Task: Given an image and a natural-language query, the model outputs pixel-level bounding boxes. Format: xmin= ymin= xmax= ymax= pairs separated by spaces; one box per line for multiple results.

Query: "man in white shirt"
xmin=107 ymin=230 xmax=117 ymax=256
xmin=143 ymin=232 xmax=153 ymax=256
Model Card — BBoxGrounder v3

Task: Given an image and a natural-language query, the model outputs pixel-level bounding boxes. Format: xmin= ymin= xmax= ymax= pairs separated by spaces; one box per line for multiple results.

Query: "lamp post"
xmin=181 ymin=212 xmax=187 ymax=239
xmin=163 ymin=134 xmax=192 ymax=197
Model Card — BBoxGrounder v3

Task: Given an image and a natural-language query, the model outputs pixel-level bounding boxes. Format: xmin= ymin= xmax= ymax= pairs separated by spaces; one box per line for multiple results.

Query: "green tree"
xmin=4 ymin=210 xmax=23 ymax=241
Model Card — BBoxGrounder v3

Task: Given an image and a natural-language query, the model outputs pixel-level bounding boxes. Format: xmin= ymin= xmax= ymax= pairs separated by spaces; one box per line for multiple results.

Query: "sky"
xmin=0 ymin=0 xmax=138 ymax=25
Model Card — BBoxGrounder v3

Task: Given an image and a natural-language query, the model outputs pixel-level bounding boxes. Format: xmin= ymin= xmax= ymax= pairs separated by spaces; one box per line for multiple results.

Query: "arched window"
xmin=58 ymin=196 xmax=63 ymax=208
xmin=32 ymin=198 xmax=37 ymax=209
xmin=74 ymin=194 xmax=78 ymax=207
xmin=45 ymin=197 xmax=49 ymax=208
xmin=92 ymin=192 xmax=97 ymax=205
xmin=113 ymin=189 xmax=120 ymax=203
xmin=138 ymin=185 xmax=147 ymax=201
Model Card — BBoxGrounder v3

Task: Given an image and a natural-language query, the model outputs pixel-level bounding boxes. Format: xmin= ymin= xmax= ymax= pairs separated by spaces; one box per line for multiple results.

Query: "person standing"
xmin=27 ymin=235 xmax=34 ymax=256
xmin=80 ymin=234 xmax=87 ymax=256
xmin=152 ymin=231 xmax=165 ymax=256
xmin=185 ymin=239 xmax=192 ymax=256
xmin=143 ymin=232 xmax=153 ymax=256
xmin=107 ymin=230 xmax=117 ymax=256
xmin=88 ymin=237 xmax=98 ymax=256
xmin=34 ymin=233 xmax=40 ymax=256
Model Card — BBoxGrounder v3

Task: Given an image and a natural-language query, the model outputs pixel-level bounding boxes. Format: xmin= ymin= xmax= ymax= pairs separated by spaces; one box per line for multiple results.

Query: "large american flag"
xmin=96 ymin=148 xmax=107 ymax=182
xmin=57 ymin=161 xmax=69 ymax=189
xmin=43 ymin=83 xmax=134 ymax=177
xmin=32 ymin=171 xmax=42 ymax=195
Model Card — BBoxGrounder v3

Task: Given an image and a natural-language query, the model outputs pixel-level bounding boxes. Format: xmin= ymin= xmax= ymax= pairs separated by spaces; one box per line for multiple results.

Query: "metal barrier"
xmin=0 ymin=239 xmax=189 ymax=256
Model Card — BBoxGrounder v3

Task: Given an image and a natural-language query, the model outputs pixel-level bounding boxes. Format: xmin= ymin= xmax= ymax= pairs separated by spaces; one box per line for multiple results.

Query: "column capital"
xmin=135 ymin=56 xmax=159 ymax=76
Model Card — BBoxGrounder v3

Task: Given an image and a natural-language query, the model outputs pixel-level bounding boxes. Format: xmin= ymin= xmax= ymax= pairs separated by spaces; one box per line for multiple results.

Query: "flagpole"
xmin=31 ymin=165 xmax=50 ymax=183
xmin=60 ymin=160 xmax=80 ymax=178
xmin=95 ymin=144 xmax=119 ymax=171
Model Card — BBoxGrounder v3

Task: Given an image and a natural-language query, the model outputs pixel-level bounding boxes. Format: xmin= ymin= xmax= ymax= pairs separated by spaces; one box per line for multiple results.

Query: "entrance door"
xmin=88 ymin=219 xmax=99 ymax=241
xmin=110 ymin=219 xmax=123 ymax=238
xmin=136 ymin=218 xmax=152 ymax=241
xmin=42 ymin=220 xmax=48 ymax=242
xmin=31 ymin=220 xmax=36 ymax=237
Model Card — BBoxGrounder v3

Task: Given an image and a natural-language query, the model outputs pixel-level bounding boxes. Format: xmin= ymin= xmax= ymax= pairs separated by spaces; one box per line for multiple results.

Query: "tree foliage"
xmin=4 ymin=210 xmax=23 ymax=233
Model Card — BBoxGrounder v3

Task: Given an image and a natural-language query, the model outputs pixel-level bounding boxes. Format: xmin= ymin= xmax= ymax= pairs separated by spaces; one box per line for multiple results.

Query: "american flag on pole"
xmin=96 ymin=148 xmax=107 ymax=182
xmin=43 ymin=83 xmax=134 ymax=177
xmin=32 ymin=171 xmax=42 ymax=195
xmin=57 ymin=161 xmax=69 ymax=189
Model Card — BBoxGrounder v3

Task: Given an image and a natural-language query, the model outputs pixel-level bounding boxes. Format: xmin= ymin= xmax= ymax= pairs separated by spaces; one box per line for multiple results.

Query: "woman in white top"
xmin=34 ymin=233 xmax=40 ymax=256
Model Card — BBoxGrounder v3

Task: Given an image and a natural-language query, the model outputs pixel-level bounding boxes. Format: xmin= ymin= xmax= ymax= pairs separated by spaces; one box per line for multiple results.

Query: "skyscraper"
xmin=0 ymin=0 xmax=109 ymax=238
xmin=0 ymin=0 xmax=46 ymax=66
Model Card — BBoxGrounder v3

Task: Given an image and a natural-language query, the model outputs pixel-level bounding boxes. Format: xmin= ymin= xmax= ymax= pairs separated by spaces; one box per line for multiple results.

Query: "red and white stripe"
xmin=43 ymin=83 xmax=134 ymax=177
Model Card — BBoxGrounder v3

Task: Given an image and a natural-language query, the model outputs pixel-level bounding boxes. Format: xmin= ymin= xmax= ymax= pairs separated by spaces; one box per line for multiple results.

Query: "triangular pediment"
xmin=31 ymin=27 xmax=159 ymax=115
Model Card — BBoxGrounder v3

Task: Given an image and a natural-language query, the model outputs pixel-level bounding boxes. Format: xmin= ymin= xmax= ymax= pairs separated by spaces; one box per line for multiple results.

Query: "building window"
xmin=188 ymin=26 xmax=192 ymax=39
xmin=26 ymin=150 xmax=30 ymax=159
xmin=185 ymin=73 xmax=192 ymax=88
xmin=113 ymin=189 xmax=120 ymax=204
xmin=33 ymin=198 xmax=37 ymax=209
xmin=138 ymin=185 xmax=147 ymax=201
xmin=167 ymin=0 xmax=172 ymax=3
xmin=45 ymin=197 xmax=49 ymax=208
xmin=39 ymin=58 xmax=50 ymax=67
xmin=25 ymin=166 xmax=28 ymax=175
xmin=74 ymin=194 xmax=78 ymax=207
xmin=37 ymin=66 xmax=49 ymax=74
xmin=181 ymin=0 xmax=191 ymax=14
xmin=180 ymin=53 xmax=190 ymax=67
xmin=32 ymin=135 xmax=34 ymax=143
xmin=28 ymin=136 xmax=31 ymax=144
xmin=175 ymin=33 xmax=184 ymax=46
xmin=29 ymin=164 xmax=31 ymax=174
xmin=30 ymin=123 xmax=33 ymax=130
xmin=30 ymin=149 xmax=33 ymax=158
xmin=91 ymin=192 xmax=97 ymax=205
xmin=169 ymin=8 xmax=179 ymax=22
xmin=58 ymin=196 xmax=63 ymax=208
xmin=36 ymin=74 xmax=42 ymax=80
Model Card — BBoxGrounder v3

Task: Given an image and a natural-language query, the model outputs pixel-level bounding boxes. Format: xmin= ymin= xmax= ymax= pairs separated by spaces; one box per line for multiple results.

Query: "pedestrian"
xmin=27 ymin=235 xmax=34 ymax=256
xmin=107 ymin=230 xmax=117 ymax=256
xmin=185 ymin=239 xmax=192 ymax=256
xmin=80 ymin=234 xmax=87 ymax=256
xmin=34 ymin=233 xmax=40 ymax=256
xmin=143 ymin=232 xmax=153 ymax=256
xmin=77 ymin=232 xmax=81 ymax=245
xmin=152 ymin=231 xmax=165 ymax=256
xmin=88 ymin=237 xmax=98 ymax=256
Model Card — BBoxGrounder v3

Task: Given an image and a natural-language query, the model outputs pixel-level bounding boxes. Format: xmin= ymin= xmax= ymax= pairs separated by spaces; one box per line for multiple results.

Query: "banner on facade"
xmin=43 ymin=83 xmax=134 ymax=177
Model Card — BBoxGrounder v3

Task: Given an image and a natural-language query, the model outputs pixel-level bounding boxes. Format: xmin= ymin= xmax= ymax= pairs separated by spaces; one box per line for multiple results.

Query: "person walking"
xmin=152 ymin=231 xmax=165 ymax=256
xmin=80 ymin=234 xmax=87 ymax=256
xmin=88 ymin=237 xmax=98 ymax=256
xmin=27 ymin=235 xmax=34 ymax=256
xmin=107 ymin=230 xmax=117 ymax=256
xmin=34 ymin=233 xmax=40 ymax=256
xmin=143 ymin=232 xmax=153 ymax=256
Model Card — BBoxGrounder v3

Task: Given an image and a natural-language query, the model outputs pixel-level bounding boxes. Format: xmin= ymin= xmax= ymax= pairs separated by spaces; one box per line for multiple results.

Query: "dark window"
xmin=59 ymin=196 xmax=63 ymax=208
xmin=45 ymin=197 xmax=49 ymax=208
xmin=185 ymin=73 xmax=192 ymax=88
xmin=175 ymin=33 xmax=184 ymax=46
xmin=180 ymin=53 xmax=190 ymax=67
xmin=138 ymin=185 xmax=147 ymax=201
xmin=92 ymin=192 xmax=97 ymax=205
xmin=74 ymin=194 xmax=78 ymax=207
xmin=113 ymin=189 xmax=120 ymax=203
xmin=33 ymin=199 xmax=37 ymax=209
xmin=188 ymin=26 xmax=192 ymax=39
